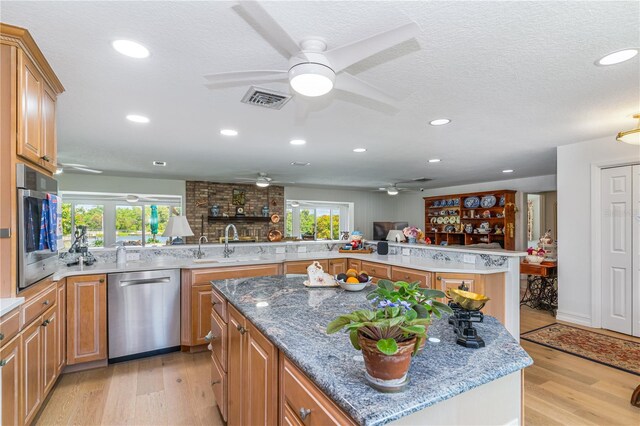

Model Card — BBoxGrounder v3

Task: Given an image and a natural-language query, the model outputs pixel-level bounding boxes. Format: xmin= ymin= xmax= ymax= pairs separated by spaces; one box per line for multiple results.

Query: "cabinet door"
xmin=192 ymin=285 xmax=213 ymax=345
xmin=17 ymin=50 xmax=43 ymax=165
xmin=66 ymin=274 xmax=107 ymax=365
xmin=347 ymin=259 xmax=361 ymax=272
xmin=40 ymin=84 xmax=57 ymax=173
xmin=391 ymin=267 xmax=433 ymax=288
xmin=1 ymin=335 xmax=21 ymax=426
xmin=435 ymin=273 xmax=476 ymax=300
xmin=22 ymin=318 xmax=42 ymax=425
xmin=56 ymin=280 xmax=66 ymax=372
xmin=244 ymin=322 xmax=278 ymax=426
xmin=42 ymin=306 xmax=58 ymax=395
xmin=328 ymin=259 xmax=347 ymax=275
xmin=361 ymin=261 xmax=391 ymax=281
xmin=227 ymin=305 xmax=245 ymax=426
xmin=284 ymin=260 xmax=329 ymax=274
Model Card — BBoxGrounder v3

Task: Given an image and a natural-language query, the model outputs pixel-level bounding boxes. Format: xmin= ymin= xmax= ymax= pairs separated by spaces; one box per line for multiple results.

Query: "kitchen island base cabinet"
xmin=435 ymin=272 xmax=505 ymax=322
xmin=226 ymin=304 xmax=278 ymax=426
xmin=66 ymin=274 xmax=107 ymax=365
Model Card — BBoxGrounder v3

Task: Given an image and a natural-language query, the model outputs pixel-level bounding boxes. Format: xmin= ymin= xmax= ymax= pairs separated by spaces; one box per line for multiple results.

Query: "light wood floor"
xmin=34 ymin=308 xmax=640 ymax=426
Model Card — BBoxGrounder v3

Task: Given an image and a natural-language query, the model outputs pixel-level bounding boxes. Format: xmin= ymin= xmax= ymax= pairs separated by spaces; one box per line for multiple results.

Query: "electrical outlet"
xmin=463 ymin=254 xmax=475 ymax=264
xmin=276 ymin=247 xmax=285 ymax=254
xmin=126 ymin=252 xmax=140 ymax=261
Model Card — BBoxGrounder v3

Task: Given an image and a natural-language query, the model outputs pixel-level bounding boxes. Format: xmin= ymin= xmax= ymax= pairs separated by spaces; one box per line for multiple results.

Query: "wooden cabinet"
xmin=21 ymin=317 xmax=42 ymax=425
xmin=391 ymin=266 xmax=433 ymax=288
xmin=284 ymin=259 xmax=329 ymax=274
xmin=41 ymin=306 xmax=57 ymax=395
xmin=434 ymin=272 xmax=505 ymax=322
xmin=210 ymin=310 xmax=227 ymax=370
xmin=328 ymin=258 xmax=347 ymax=275
xmin=1 ymin=24 xmax=64 ymax=175
xmin=280 ymin=356 xmax=356 ymax=426
xmin=227 ymin=304 xmax=278 ymax=426
xmin=56 ymin=279 xmax=66 ymax=373
xmin=66 ymin=274 xmax=107 ymax=365
xmin=347 ymin=259 xmax=361 ymax=272
xmin=181 ymin=264 xmax=280 ymax=349
xmin=1 ymin=334 xmax=21 ymax=426
xmin=0 ymin=308 xmax=21 ymax=346
xmin=210 ymin=349 xmax=227 ymax=421
xmin=361 ymin=261 xmax=391 ymax=282
xmin=435 ymin=272 xmax=477 ymax=295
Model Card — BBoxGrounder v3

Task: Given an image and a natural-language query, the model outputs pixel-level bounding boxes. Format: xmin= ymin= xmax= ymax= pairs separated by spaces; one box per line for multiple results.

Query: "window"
xmin=60 ymin=192 xmax=182 ymax=248
xmin=285 ymin=201 xmax=352 ymax=240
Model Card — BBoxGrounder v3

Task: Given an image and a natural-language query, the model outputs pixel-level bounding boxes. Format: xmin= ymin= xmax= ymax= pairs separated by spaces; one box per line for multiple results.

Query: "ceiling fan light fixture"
xmin=616 ymin=113 xmax=640 ymax=145
xmin=290 ymin=201 xmax=300 ymax=207
xmin=126 ymin=194 xmax=140 ymax=203
xmin=387 ymin=186 xmax=399 ymax=195
xmin=112 ymin=39 xmax=150 ymax=58
xmin=289 ymin=63 xmax=335 ymax=97
xmin=256 ymin=180 xmax=270 ymax=188
xmin=596 ymin=49 xmax=638 ymax=66
xmin=429 ymin=118 xmax=451 ymax=126
xmin=55 ymin=168 xmax=63 ymax=175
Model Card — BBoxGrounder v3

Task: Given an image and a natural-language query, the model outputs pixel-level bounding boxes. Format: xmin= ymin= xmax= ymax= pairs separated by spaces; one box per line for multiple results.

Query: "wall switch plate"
xmin=276 ymin=247 xmax=285 ymax=254
xmin=126 ymin=252 xmax=141 ymax=261
xmin=297 ymin=246 xmax=307 ymax=253
xmin=402 ymin=248 xmax=410 ymax=256
xmin=463 ymin=254 xmax=476 ymax=264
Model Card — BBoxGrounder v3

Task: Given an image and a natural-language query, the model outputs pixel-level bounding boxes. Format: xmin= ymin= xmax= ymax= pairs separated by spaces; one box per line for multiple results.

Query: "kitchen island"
xmin=210 ymin=274 xmax=532 ymax=426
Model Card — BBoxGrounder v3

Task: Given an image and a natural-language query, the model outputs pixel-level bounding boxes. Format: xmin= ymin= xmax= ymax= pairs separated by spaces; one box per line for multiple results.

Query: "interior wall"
xmin=392 ymin=174 xmax=557 ymax=250
xmin=557 ymin=135 xmax=639 ymax=327
xmin=527 ymin=194 xmax=541 ymax=245
xmin=284 ymin=186 xmax=395 ymax=240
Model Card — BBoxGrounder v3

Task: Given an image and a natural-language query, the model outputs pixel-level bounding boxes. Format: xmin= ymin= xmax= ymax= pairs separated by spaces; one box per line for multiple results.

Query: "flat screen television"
xmin=373 ymin=221 xmax=408 ymax=241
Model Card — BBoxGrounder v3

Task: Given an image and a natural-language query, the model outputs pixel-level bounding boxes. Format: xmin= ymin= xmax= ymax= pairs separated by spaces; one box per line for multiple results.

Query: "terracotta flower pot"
xmin=358 ymin=333 xmax=416 ymax=382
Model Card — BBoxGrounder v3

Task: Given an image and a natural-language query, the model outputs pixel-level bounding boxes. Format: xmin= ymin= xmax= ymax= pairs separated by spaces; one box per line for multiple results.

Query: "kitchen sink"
xmin=192 ymin=257 xmax=263 ymax=264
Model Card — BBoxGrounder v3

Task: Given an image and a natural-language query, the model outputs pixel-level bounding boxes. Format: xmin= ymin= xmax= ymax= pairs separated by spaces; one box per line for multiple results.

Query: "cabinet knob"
xmin=42 ymin=299 xmax=50 ymax=305
xmin=437 ymin=276 xmax=442 ymax=281
xmin=0 ymin=333 xmax=4 ymax=341
xmin=0 ymin=359 xmax=7 ymax=367
xmin=41 ymin=155 xmax=51 ymax=162
xmin=299 ymin=407 xmax=311 ymax=420
xmin=99 ymin=279 xmax=105 ymax=283
xmin=236 ymin=324 xmax=247 ymax=335
xmin=211 ymin=379 xmax=221 ymax=386
xmin=42 ymin=319 xmax=50 ymax=327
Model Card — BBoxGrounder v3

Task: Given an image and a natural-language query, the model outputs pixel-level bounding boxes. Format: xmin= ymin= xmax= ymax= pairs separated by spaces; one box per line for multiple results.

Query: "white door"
xmin=601 ymin=166 xmax=633 ymax=334
xmin=632 ymin=165 xmax=640 ymax=337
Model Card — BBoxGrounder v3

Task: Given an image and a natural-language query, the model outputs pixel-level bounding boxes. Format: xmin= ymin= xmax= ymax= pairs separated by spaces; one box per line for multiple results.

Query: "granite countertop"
xmin=0 ymin=297 xmax=25 ymax=317
xmin=52 ymin=252 xmax=508 ymax=281
xmin=211 ymin=275 xmax=533 ymax=426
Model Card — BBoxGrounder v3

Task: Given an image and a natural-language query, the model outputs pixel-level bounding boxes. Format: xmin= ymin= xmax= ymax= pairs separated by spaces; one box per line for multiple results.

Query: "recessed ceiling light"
xmin=220 ymin=129 xmax=238 ymax=136
xmin=429 ymin=118 xmax=451 ymax=126
xmin=596 ymin=49 xmax=638 ymax=66
xmin=290 ymin=139 xmax=306 ymax=145
xmin=428 ymin=158 xmax=441 ymax=163
xmin=112 ymin=40 xmax=150 ymax=58
xmin=126 ymin=114 xmax=150 ymax=123
xmin=152 ymin=161 xmax=166 ymax=167
xmin=291 ymin=162 xmax=310 ymax=166
xmin=353 ymin=148 xmax=367 ymax=153
xmin=502 ymin=169 xmax=514 ymax=173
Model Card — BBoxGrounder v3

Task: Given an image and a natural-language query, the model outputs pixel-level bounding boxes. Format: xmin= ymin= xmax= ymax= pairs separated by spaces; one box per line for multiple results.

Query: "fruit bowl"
xmin=336 ymin=278 xmax=372 ymax=292
xmin=526 ymin=255 xmax=544 ymax=264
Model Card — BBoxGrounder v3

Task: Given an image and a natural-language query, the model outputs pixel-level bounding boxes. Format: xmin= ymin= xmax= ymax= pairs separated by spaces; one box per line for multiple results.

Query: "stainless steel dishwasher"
xmin=108 ymin=269 xmax=180 ymax=362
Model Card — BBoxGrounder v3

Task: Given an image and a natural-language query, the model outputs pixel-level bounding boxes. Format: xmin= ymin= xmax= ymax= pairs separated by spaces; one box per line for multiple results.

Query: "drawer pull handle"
xmin=0 ymin=359 xmax=7 ymax=367
xmin=236 ymin=325 xmax=247 ymax=335
xmin=99 ymin=278 xmax=105 ymax=283
xmin=211 ymin=301 xmax=217 ymax=306
xmin=204 ymin=331 xmax=214 ymax=342
xmin=42 ymin=319 xmax=50 ymax=327
xmin=211 ymin=379 xmax=221 ymax=385
xmin=437 ymin=276 xmax=441 ymax=281
xmin=43 ymin=299 xmax=50 ymax=306
xmin=299 ymin=407 xmax=311 ymax=420
xmin=0 ymin=333 xmax=4 ymax=341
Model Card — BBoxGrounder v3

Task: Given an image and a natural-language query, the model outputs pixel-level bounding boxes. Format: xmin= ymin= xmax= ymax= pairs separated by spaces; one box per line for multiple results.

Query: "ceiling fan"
xmin=233 ymin=172 xmax=290 ymax=188
xmin=204 ymin=1 xmax=419 ymax=109
xmin=375 ymin=177 xmax=431 ymax=195
xmin=99 ymin=194 xmax=170 ymax=203
xmin=56 ymin=163 xmax=103 ymax=174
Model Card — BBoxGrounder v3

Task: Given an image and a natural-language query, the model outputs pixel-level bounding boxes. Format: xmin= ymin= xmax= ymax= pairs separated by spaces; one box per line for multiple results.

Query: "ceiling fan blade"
xmin=334 ymin=72 xmax=400 ymax=108
xmin=324 ymin=22 xmax=419 ymax=73
xmin=60 ymin=163 xmax=87 ymax=167
xmin=71 ymin=166 xmax=103 ymax=174
xmin=238 ymin=1 xmax=303 ymax=59
xmin=204 ymin=70 xmax=288 ymax=84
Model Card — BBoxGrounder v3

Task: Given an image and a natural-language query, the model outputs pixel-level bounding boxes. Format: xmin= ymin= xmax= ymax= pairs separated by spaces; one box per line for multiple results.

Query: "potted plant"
xmin=368 ymin=279 xmax=452 ymax=320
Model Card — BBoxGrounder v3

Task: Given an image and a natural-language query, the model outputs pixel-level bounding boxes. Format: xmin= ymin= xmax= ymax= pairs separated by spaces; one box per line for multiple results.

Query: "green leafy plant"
xmin=367 ymin=279 xmax=453 ymax=319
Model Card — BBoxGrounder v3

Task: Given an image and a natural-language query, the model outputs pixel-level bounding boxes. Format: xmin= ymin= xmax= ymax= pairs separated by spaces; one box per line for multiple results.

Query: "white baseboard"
xmin=556 ymin=310 xmax=592 ymax=327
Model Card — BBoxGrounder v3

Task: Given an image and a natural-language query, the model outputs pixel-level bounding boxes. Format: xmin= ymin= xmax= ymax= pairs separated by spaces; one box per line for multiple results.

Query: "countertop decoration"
xmin=402 ymin=226 xmax=423 ymax=244
xmin=326 ymin=279 xmax=450 ymax=392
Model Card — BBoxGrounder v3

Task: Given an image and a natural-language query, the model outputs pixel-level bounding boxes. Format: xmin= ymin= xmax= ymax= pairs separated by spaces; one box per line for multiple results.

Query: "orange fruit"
xmin=345 ymin=277 xmax=360 ymax=284
xmin=346 ymin=269 xmax=357 ymax=278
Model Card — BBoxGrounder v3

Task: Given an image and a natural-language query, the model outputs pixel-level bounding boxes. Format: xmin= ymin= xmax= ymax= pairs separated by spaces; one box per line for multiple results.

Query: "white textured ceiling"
xmin=2 ymin=1 xmax=639 ymax=189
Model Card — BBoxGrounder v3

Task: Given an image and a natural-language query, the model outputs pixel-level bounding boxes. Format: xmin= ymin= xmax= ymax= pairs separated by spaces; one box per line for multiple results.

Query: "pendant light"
xmin=616 ymin=114 xmax=640 ymax=145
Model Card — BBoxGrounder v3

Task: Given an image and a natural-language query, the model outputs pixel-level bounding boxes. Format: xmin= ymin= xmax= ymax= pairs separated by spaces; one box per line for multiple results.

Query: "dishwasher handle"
xmin=119 ymin=277 xmax=172 ymax=287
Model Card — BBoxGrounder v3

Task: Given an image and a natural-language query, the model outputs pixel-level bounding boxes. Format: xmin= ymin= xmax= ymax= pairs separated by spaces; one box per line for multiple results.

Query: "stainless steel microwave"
xmin=17 ymin=164 xmax=59 ymax=290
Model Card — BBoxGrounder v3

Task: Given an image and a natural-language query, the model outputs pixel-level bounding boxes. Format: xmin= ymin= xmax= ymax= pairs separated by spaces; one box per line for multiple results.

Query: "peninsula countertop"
xmin=51 ymin=252 xmax=509 ymax=281
xmin=211 ymin=275 xmax=533 ymax=426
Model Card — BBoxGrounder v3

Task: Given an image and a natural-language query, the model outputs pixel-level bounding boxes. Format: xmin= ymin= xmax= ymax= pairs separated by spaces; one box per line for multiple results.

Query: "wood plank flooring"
xmin=34 ymin=308 xmax=639 ymax=425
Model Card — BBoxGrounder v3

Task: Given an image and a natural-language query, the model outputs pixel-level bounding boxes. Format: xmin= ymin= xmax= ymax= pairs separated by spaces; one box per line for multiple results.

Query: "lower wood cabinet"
xmin=41 ymin=306 xmax=58 ymax=395
xmin=360 ymin=260 xmax=391 ymax=282
xmin=66 ymin=274 xmax=107 ymax=365
xmin=227 ymin=304 xmax=278 ymax=426
xmin=327 ymin=258 xmax=347 ymax=275
xmin=56 ymin=279 xmax=66 ymax=373
xmin=434 ymin=272 xmax=505 ymax=322
xmin=284 ymin=260 xmax=329 ymax=274
xmin=22 ymin=314 xmax=43 ymax=425
xmin=1 ymin=334 xmax=21 ymax=426
xmin=391 ymin=266 xmax=433 ymax=288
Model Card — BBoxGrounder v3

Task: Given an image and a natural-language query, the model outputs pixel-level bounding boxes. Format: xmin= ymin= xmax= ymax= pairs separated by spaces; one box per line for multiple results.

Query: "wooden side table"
xmin=520 ymin=261 xmax=558 ymax=315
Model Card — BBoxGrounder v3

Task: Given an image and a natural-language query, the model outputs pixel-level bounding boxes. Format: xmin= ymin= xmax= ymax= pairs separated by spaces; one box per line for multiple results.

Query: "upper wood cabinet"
xmin=0 ymin=334 xmax=21 ymax=426
xmin=1 ymin=23 xmax=64 ymax=175
xmin=66 ymin=274 xmax=107 ymax=365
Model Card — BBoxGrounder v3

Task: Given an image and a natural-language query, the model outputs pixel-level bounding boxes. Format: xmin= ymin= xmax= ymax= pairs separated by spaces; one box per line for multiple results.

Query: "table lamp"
xmin=386 ymin=230 xmax=406 ymax=242
xmin=162 ymin=216 xmax=194 ymax=244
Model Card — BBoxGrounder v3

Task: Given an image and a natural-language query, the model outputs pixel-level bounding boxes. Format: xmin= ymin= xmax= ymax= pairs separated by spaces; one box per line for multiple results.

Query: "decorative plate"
xmin=464 ymin=196 xmax=481 ymax=208
xmin=433 ymin=201 xmax=440 ymax=207
xmin=455 ymin=216 xmax=460 ymax=224
xmin=436 ymin=217 xmax=444 ymax=224
xmin=430 ymin=217 xmax=437 ymax=224
xmin=454 ymin=199 xmax=460 ymax=206
xmin=499 ymin=195 xmax=505 ymax=206
xmin=479 ymin=221 xmax=491 ymax=230
xmin=444 ymin=225 xmax=455 ymax=232
xmin=480 ymin=195 xmax=496 ymax=208
xmin=271 ymin=214 xmax=280 ymax=223
xmin=443 ymin=216 xmax=450 ymax=224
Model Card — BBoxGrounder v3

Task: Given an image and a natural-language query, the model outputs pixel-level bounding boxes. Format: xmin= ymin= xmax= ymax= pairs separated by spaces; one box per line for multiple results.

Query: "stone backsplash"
xmin=185 ymin=181 xmax=285 ymax=244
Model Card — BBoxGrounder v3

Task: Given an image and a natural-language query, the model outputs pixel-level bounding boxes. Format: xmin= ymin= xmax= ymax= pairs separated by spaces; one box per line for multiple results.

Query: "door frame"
xmin=590 ymin=158 xmax=640 ymax=329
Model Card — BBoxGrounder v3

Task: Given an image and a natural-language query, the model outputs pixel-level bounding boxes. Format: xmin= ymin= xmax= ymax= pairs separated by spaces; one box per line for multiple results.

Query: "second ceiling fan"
xmin=204 ymin=1 xmax=420 ymax=109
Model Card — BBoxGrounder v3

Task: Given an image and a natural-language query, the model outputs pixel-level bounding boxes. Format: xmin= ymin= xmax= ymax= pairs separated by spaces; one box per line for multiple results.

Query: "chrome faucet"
xmin=223 ymin=224 xmax=239 ymax=258
xmin=197 ymin=235 xmax=208 ymax=259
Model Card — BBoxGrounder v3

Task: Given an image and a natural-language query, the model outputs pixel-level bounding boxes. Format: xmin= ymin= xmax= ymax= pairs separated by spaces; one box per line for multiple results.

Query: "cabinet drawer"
xmin=284 ymin=260 xmax=329 ymax=275
xmin=21 ymin=282 xmax=57 ymax=327
xmin=211 ymin=288 xmax=227 ymax=322
xmin=189 ymin=264 xmax=281 ymax=285
xmin=281 ymin=357 xmax=355 ymax=426
xmin=0 ymin=308 xmax=20 ymax=348
xmin=360 ymin=261 xmax=391 ymax=280
xmin=211 ymin=352 xmax=227 ymax=422
xmin=210 ymin=310 xmax=227 ymax=371
xmin=391 ymin=267 xmax=433 ymax=288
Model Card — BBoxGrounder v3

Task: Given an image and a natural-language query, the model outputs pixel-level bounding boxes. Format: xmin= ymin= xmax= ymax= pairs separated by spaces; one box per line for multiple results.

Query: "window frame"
xmin=285 ymin=200 xmax=353 ymax=240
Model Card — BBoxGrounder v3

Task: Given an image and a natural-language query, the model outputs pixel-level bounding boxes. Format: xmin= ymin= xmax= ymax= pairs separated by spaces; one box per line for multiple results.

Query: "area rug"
xmin=521 ymin=323 xmax=640 ymax=376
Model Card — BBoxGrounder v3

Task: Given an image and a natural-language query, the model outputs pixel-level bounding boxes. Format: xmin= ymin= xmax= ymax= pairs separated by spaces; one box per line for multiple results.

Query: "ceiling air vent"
xmin=241 ymin=86 xmax=291 ymax=110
